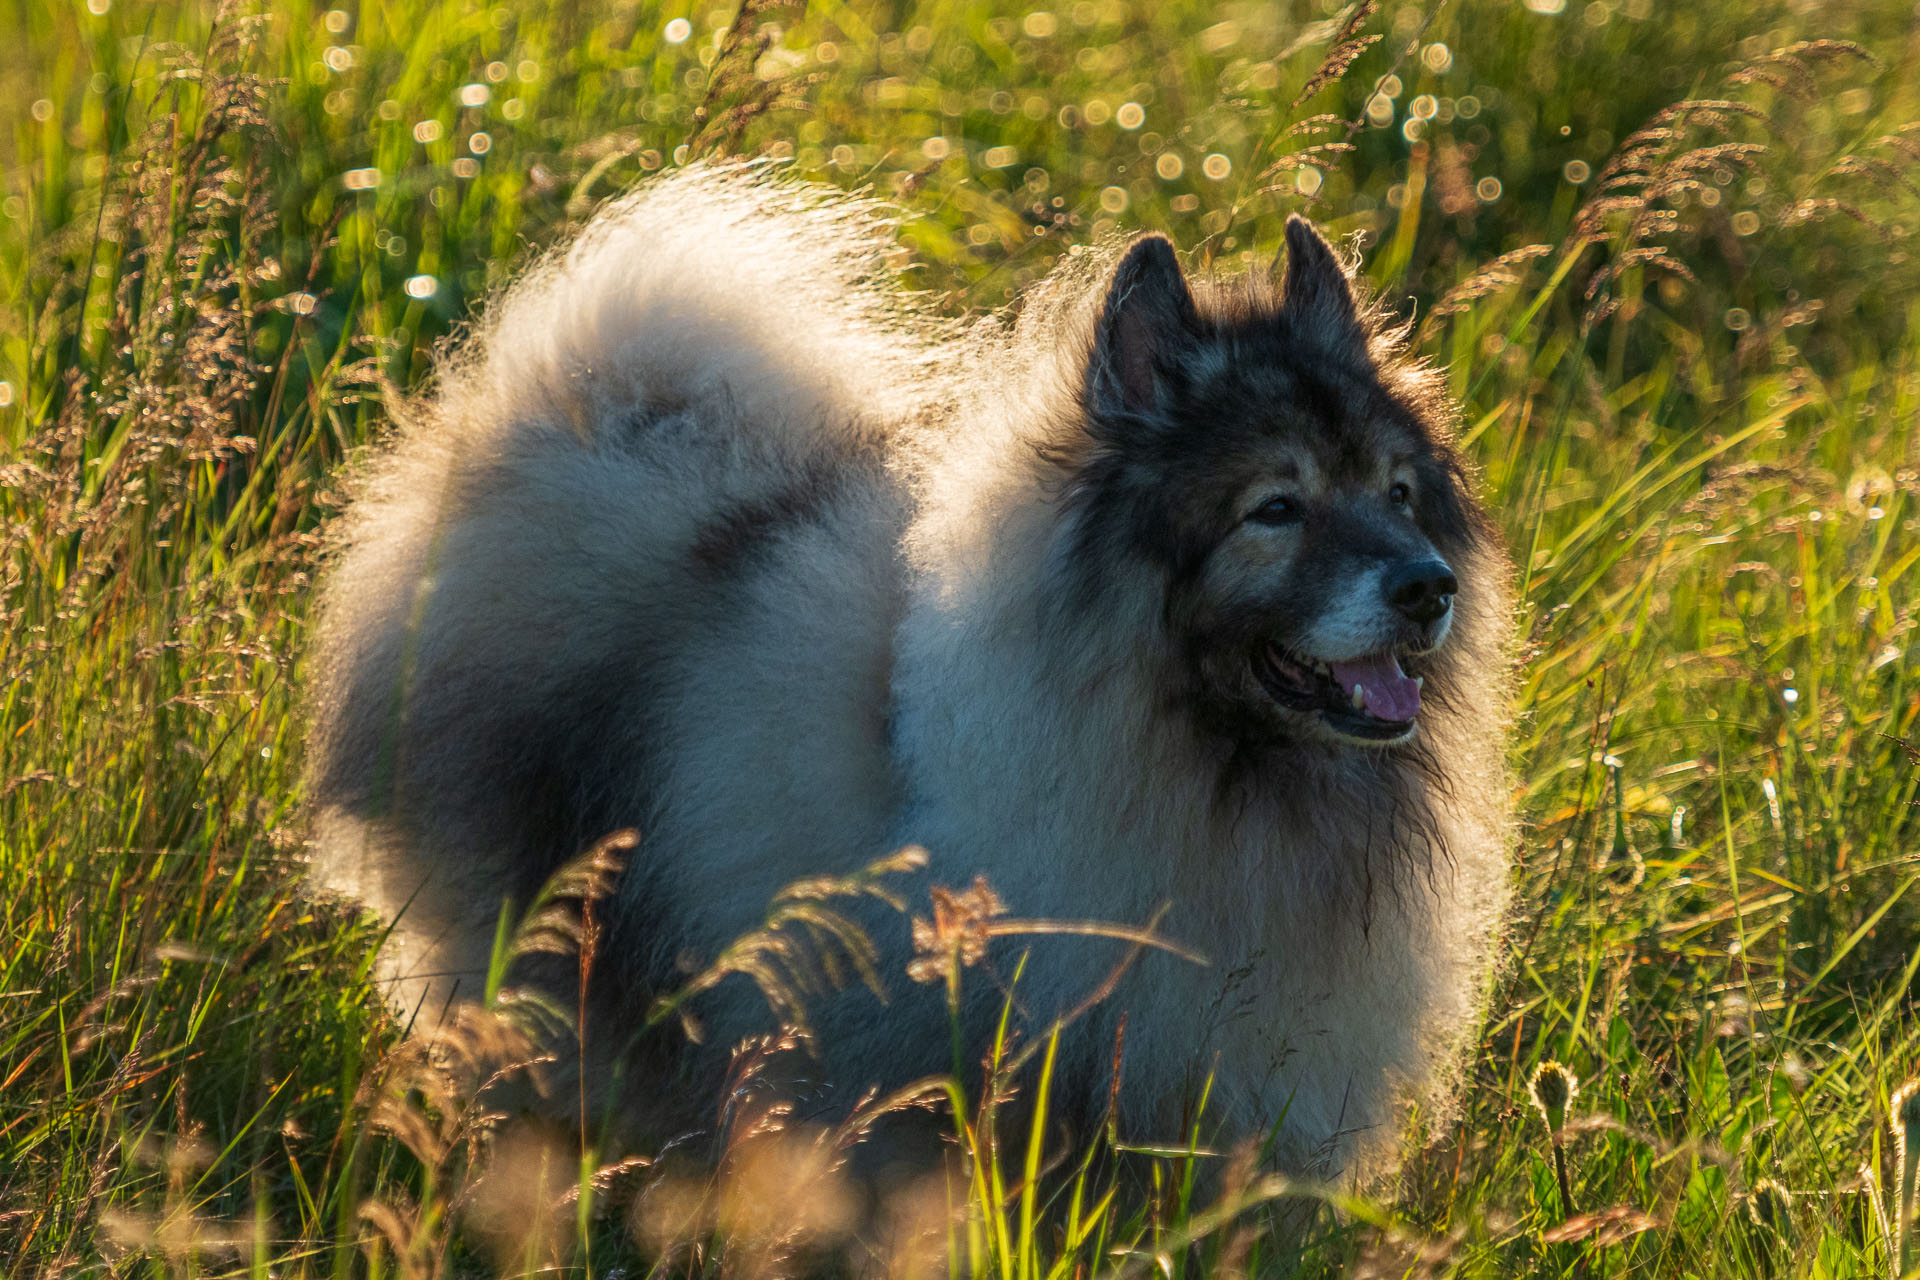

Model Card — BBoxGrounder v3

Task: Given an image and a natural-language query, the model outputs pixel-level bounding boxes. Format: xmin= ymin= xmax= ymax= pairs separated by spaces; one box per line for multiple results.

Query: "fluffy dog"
xmin=306 ymin=163 xmax=1514 ymax=1180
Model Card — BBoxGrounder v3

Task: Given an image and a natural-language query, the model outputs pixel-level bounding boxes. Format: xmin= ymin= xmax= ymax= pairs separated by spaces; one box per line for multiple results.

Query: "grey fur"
xmin=306 ymin=164 xmax=1516 ymax=1181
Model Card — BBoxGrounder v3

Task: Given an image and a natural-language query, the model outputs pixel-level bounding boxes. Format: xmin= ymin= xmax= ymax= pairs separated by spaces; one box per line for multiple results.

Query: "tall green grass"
xmin=1 ymin=0 xmax=1918 ymax=1273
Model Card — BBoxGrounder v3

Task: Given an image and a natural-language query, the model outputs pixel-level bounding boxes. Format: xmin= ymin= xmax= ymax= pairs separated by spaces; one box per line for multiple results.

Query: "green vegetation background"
xmin=1 ymin=0 xmax=1918 ymax=1273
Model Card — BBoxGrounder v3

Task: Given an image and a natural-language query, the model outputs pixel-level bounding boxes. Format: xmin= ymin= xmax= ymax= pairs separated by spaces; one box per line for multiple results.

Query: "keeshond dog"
xmin=307 ymin=163 xmax=1514 ymax=1181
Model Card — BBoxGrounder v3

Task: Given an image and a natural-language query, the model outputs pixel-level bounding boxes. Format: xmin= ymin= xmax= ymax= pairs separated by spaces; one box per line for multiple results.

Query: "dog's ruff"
xmin=306 ymin=162 xmax=1515 ymax=1181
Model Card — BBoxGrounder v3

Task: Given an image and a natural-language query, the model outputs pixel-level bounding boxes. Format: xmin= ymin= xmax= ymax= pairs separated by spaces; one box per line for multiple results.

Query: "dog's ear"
xmin=1277 ymin=214 xmax=1366 ymax=354
xmin=1088 ymin=235 xmax=1202 ymax=422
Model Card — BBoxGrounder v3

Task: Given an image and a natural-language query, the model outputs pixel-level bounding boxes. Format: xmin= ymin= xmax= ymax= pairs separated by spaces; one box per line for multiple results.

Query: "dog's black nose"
xmin=1385 ymin=559 xmax=1457 ymax=624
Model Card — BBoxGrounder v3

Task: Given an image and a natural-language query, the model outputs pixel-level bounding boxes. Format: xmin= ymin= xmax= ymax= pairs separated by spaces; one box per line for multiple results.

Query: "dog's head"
xmin=1063 ymin=217 xmax=1491 ymax=749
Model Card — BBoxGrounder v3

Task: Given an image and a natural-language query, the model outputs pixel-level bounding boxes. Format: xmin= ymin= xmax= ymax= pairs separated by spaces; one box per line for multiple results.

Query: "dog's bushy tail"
xmin=304 ymin=163 xmax=946 ymax=1017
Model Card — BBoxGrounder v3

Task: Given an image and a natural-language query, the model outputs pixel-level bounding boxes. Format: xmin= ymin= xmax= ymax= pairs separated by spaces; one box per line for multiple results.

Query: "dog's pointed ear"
xmin=1277 ymin=214 xmax=1366 ymax=353
xmin=1088 ymin=235 xmax=1202 ymax=422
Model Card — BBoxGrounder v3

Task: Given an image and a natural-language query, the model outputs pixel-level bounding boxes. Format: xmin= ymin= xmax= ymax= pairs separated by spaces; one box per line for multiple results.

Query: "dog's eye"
xmin=1247 ymin=495 xmax=1301 ymax=526
xmin=1388 ymin=481 xmax=1412 ymax=507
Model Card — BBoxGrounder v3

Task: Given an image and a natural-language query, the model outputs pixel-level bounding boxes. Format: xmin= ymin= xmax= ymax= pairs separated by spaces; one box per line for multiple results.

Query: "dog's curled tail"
xmin=440 ymin=160 xmax=949 ymax=445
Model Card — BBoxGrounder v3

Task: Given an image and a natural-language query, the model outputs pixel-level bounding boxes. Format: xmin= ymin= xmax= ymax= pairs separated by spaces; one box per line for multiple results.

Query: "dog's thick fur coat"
xmin=307 ymin=164 xmax=1514 ymax=1180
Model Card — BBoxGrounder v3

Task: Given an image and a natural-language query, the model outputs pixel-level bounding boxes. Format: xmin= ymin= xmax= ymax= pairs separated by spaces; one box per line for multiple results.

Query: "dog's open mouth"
xmin=1255 ymin=645 xmax=1424 ymax=741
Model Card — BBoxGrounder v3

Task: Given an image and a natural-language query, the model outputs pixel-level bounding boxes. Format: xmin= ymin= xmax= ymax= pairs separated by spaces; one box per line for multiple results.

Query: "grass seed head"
xmin=1746 ymin=1178 xmax=1792 ymax=1234
xmin=1527 ymin=1061 xmax=1579 ymax=1132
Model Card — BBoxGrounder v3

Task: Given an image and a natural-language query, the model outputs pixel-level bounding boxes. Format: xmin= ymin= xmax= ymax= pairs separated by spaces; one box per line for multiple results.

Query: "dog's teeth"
xmin=1350 ymin=684 xmax=1365 ymax=710
xmin=1414 ymin=676 xmax=1424 ymax=689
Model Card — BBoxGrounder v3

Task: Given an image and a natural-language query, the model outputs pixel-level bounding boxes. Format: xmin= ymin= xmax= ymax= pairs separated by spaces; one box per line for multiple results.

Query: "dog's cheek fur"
xmin=1407 ymin=449 xmax=1482 ymax=557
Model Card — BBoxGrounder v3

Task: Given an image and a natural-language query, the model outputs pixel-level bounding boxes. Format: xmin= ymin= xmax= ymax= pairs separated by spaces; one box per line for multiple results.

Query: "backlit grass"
xmin=1 ymin=0 xmax=1918 ymax=1273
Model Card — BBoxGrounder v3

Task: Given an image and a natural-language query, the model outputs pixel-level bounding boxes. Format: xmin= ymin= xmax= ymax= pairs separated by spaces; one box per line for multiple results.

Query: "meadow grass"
xmin=1 ymin=0 xmax=1918 ymax=1273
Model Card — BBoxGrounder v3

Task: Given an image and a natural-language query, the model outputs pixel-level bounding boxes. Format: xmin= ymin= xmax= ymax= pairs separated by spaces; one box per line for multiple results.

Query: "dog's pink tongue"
xmin=1328 ymin=653 xmax=1422 ymax=721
